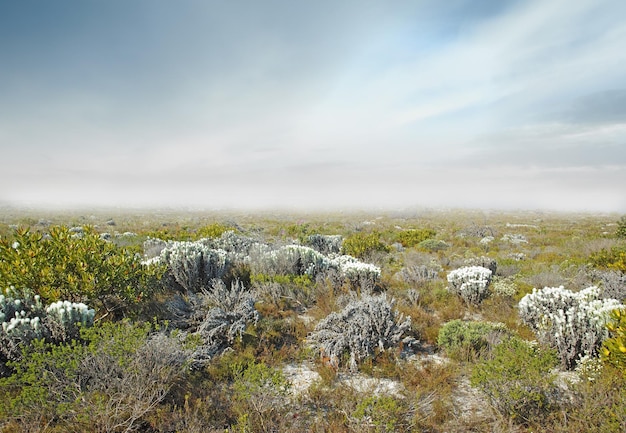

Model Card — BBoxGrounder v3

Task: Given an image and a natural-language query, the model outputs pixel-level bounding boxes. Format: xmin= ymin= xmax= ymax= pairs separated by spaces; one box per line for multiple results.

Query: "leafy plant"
xmin=342 ymin=231 xmax=390 ymax=259
xmin=470 ymin=337 xmax=560 ymax=426
xmin=601 ymin=308 xmax=626 ymax=369
xmin=0 ymin=321 xmax=186 ymax=432
xmin=0 ymin=226 xmax=163 ymax=318
xmin=591 ymin=247 xmax=626 ymax=272
xmin=393 ymin=228 xmax=436 ymax=248
xmin=616 ymin=215 xmax=626 ymax=239
xmin=437 ymin=319 xmax=509 ymax=361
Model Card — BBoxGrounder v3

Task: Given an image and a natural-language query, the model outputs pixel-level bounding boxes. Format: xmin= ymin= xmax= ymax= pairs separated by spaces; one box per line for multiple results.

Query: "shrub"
xmin=0 ymin=321 xmax=186 ymax=432
xmin=590 ymin=269 xmax=626 ymax=301
xmin=470 ymin=337 xmax=560 ymax=426
xmin=491 ymin=276 xmax=517 ymax=298
xmin=590 ymin=247 xmax=626 ymax=272
xmin=328 ymin=254 xmax=382 ymax=290
xmin=306 ymin=234 xmax=343 ymax=254
xmin=0 ymin=226 xmax=162 ymax=318
xmin=617 ymin=215 xmax=626 ymax=239
xmin=308 ymin=294 xmax=414 ymax=371
xmin=249 ymin=244 xmax=330 ymax=279
xmin=518 ymin=285 xmax=623 ymax=369
xmin=437 ymin=319 xmax=509 ymax=361
xmin=446 ymin=266 xmax=492 ymax=305
xmin=393 ymin=228 xmax=436 ymax=248
xmin=0 ymin=288 xmax=95 ymax=374
xmin=463 ymin=256 xmax=497 ymax=274
xmin=342 ymin=232 xmax=390 ymax=259
xmin=230 ymin=361 xmax=290 ymax=432
xmin=352 ymin=395 xmax=408 ymax=432
xmin=601 ymin=308 xmax=626 ymax=369
xmin=418 ymin=239 xmax=449 ymax=252
xmin=190 ymin=279 xmax=260 ymax=366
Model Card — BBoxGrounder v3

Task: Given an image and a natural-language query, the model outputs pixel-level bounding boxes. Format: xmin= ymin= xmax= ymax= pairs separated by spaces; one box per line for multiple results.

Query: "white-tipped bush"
xmin=1 ymin=289 xmax=95 ymax=372
xmin=328 ymin=255 xmax=381 ymax=289
xmin=308 ymin=294 xmax=414 ymax=371
xmin=157 ymin=241 xmax=232 ymax=292
xmin=518 ymin=285 xmax=623 ymax=369
xmin=250 ymin=244 xmax=331 ymax=278
xmin=446 ymin=266 xmax=492 ymax=305
xmin=46 ymin=300 xmax=95 ymax=341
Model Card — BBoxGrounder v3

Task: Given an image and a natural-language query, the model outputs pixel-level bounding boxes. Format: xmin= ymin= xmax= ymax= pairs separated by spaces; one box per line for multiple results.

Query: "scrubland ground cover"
xmin=0 ymin=207 xmax=625 ymax=432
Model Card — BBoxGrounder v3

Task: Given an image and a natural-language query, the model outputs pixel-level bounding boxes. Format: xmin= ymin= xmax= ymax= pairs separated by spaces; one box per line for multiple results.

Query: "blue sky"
xmin=1 ymin=0 xmax=625 ymax=212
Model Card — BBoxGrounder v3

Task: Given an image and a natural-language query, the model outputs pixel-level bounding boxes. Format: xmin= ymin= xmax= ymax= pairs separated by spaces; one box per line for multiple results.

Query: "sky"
xmin=1 ymin=0 xmax=625 ymax=212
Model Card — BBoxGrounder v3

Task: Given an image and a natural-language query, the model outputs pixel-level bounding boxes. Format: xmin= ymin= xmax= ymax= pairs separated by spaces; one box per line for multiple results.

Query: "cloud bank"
xmin=1 ymin=0 xmax=624 ymax=212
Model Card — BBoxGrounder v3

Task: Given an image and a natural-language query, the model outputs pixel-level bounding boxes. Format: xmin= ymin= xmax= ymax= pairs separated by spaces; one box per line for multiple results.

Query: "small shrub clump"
xmin=601 ymin=308 xmax=626 ymax=369
xmin=438 ymin=319 xmax=509 ymax=361
xmin=308 ymin=294 xmax=414 ymax=371
xmin=470 ymin=337 xmax=560 ymax=426
xmin=446 ymin=266 xmax=492 ymax=305
xmin=518 ymin=285 xmax=623 ymax=369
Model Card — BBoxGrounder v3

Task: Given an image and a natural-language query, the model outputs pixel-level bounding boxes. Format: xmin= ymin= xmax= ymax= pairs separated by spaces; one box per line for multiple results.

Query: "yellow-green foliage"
xmin=393 ymin=228 xmax=436 ymax=248
xmin=0 ymin=226 xmax=163 ymax=317
xmin=602 ymin=309 xmax=626 ymax=368
xmin=342 ymin=231 xmax=390 ymax=259
xmin=617 ymin=216 xmax=626 ymax=239
xmin=195 ymin=223 xmax=234 ymax=239
xmin=470 ymin=337 xmax=559 ymax=426
xmin=591 ymin=247 xmax=626 ymax=272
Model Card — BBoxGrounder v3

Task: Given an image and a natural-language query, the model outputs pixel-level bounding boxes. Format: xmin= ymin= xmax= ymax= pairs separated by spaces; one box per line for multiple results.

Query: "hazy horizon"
xmin=1 ymin=1 xmax=625 ymax=213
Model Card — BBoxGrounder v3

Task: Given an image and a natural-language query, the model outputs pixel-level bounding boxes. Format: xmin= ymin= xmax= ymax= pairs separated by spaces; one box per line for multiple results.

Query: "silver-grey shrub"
xmin=446 ymin=266 xmax=493 ymax=305
xmin=156 ymin=241 xmax=232 ymax=292
xmin=518 ymin=285 xmax=623 ymax=369
xmin=308 ymin=294 xmax=414 ymax=371
xmin=306 ymin=234 xmax=343 ymax=255
xmin=249 ymin=244 xmax=331 ymax=278
xmin=190 ymin=279 xmax=259 ymax=366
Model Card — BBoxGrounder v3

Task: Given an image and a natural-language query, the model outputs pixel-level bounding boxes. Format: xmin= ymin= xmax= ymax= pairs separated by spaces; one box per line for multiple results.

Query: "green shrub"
xmin=393 ymin=229 xmax=436 ymax=248
xmin=591 ymin=247 xmax=626 ymax=272
xmin=0 ymin=321 xmax=186 ymax=432
xmin=342 ymin=231 xmax=390 ymax=259
xmin=196 ymin=222 xmax=235 ymax=239
xmin=617 ymin=215 xmax=626 ymax=239
xmin=0 ymin=226 xmax=164 ymax=318
xmin=437 ymin=319 xmax=508 ymax=361
xmin=602 ymin=308 xmax=626 ymax=369
xmin=352 ymin=395 xmax=408 ymax=432
xmin=230 ymin=361 xmax=290 ymax=432
xmin=470 ymin=337 xmax=560 ymax=426
xmin=417 ymin=239 xmax=449 ymax=252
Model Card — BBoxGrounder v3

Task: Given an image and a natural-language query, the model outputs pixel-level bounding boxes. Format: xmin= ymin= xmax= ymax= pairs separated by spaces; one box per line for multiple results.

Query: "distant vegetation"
xmin=0 ymin=209 xmax=625 ymax=432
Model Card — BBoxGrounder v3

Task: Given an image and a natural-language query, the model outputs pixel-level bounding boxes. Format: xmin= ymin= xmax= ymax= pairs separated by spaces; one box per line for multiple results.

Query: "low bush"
xmin=308 ymin=294 xmax=414 ymax=371
xmin=437 ymin=319 xmax=509 ymax=361
xmin=0 ymin=226 xmax=163 ymax=318
xmin=393 ymin=228 xmax=436 ymax=248
xmin=591 ymin=247 xmax=626 ymax=272
xmin=342 ymin=231 xmax=390 ymax=259
xmin=0 ymin=321 xmax=186 ymax=432
xmin=470 ymin=337 xmax=560 ymax=426
xmin=601 ymin=308 xmax=626 ymax=369
xmin=446 ymin=266 xmax=492 ymax=305
xmin=519 ymin=285 xmax=623 ymax=369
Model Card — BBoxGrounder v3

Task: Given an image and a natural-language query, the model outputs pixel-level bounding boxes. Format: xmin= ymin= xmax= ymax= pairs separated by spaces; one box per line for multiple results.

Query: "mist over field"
xmin=1 ymin=0 xmax=625 ymax=212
